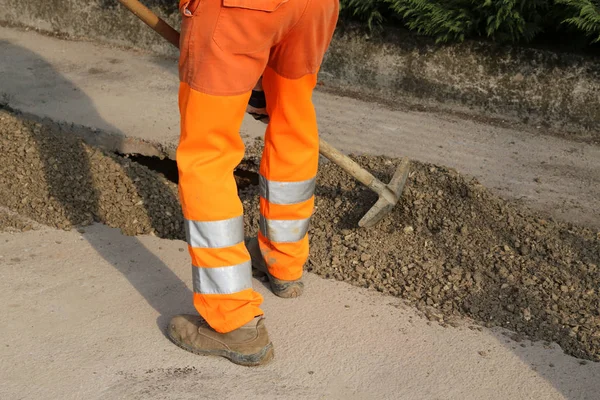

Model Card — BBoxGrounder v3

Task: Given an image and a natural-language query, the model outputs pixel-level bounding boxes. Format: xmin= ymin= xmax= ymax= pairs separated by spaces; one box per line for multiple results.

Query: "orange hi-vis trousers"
xmin=177 ymin=0 xmax=339 ymax=333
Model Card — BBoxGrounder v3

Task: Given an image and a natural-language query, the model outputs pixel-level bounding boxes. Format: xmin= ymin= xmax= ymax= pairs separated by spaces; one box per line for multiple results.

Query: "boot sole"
xmin=167 ymin=329 xmax=274 ymax=367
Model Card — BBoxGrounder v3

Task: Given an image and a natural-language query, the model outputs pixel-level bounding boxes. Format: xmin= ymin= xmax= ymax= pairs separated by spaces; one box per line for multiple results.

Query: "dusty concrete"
xmin=1 ymin=26 xmax=600 ymax=230
xmin=0 ymin=26 xmax=179 ymax=158
xmin=1 ymin=224 xmax=600 ymax=399
xmin=2 ymin=2 xmax=599 ymax=137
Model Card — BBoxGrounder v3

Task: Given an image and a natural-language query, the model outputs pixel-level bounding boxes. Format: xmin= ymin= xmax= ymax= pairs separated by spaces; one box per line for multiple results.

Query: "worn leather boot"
xmin=167 ymin=315 xmax=273 ymax=366
xmin=246 ymin=237 xmax=304 ymax=298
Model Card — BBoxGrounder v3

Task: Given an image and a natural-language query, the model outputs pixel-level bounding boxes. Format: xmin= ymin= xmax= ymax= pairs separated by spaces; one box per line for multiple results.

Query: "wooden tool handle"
xmin=118 ymin=0 xmax=180 ymax=49
xmin=319 ymin=139 xmax=388 ymax=195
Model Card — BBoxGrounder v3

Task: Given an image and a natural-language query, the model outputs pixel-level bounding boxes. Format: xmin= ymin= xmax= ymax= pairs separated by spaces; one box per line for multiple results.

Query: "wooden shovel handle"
xmin=118 ymin=0 xmax=181 ymax=49
xmin=319 ymin=139 xmax=389 ymax=196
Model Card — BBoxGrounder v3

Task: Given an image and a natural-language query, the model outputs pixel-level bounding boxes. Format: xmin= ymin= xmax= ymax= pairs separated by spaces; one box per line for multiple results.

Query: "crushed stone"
xmin=0 ymin=207 xmax=35 ymax=233
xmin=1 ymin=109 xmax=599 ymax=361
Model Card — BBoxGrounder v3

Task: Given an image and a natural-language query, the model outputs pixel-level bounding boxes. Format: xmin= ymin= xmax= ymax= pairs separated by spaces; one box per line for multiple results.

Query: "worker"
xmin=167 ymin=0 xmax=339 ymax=366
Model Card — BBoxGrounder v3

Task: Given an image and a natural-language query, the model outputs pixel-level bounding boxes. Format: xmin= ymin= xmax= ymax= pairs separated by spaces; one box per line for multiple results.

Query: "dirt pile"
xmin=0 ymin=207 xmax=36 ymax=233
xmin=1 ymin=109 xmax=599 ymax=361
xmin=0 ymin=110 xmax=184 ymax=239
xmin=244 ymin=151 xmax=600 ymax=361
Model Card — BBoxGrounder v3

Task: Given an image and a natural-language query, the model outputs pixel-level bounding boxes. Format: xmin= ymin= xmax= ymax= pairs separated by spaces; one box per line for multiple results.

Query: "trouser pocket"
xmin=222 ymin=0 xmax=287 ymax=10
xmin=213 ymin=0 xmax=289 ymax=54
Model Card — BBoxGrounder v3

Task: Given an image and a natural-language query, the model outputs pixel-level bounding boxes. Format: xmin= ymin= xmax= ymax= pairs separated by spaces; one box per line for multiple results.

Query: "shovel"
xmin=117 ymin=0 xmax=410 ymax=227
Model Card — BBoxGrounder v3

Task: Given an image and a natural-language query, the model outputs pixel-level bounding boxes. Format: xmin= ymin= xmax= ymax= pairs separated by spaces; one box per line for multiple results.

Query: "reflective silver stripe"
xmin=259 ymin=175 xmax=315 ymax=205
xmin=185 ymin=217 xmax=244 ymax=248
xmin=192 ymin=261 xmax=252 ymax=295
xmin=260 ymin=215 xmax=310 ymax=243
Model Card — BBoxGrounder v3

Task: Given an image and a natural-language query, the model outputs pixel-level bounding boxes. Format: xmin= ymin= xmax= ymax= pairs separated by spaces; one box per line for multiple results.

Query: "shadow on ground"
xmin=0 ymin=40 xmax=191 ymax=334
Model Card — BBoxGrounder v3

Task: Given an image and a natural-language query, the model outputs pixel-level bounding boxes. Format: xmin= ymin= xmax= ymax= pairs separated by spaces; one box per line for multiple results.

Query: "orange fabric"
xmin=179 ymin=0 xmax=339 ymax=95
xmin=260 ymin=70 xmax=320 ymax=181
xmin=260 ymin=196 xmax=314 ymax=220
xmin=178 ymin=83 xmax=264 ymax=332
xmin=188 ymin=242 xmax=250 ymax=268
xmin=268 ymin=1 xmax=340 ymax=80
xmin=258 ymin=232 xmax=309 ymax=281
xmin=178 ymin=0 xmax=339 ymax=332
xmin=193 ymin=290 xmax=263 ymax=334
xmin=257 ymin=68 xmax=321 ymax=281
xmin=177 ymin=84 xmax=248 ymax=221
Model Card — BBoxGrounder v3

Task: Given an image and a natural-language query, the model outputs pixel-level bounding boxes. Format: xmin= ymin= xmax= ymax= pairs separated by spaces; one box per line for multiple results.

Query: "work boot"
xmin=167 ymin=315 xmax=274 ymax=366
xmin=246 ymin=237 xmax=304 ymax=298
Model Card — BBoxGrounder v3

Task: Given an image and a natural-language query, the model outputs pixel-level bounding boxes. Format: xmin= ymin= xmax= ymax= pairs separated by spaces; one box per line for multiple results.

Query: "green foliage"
xmin=339 ymin=0 xmax=386 ymax=31
xmin=386 ymin=0 xmax=476 ymax=43
xmin=557 ymin=0 xmax=600 ymax=42
xmin=477 ymin=0 xmax=549 ymax=43
xmin=339 ymin=0 xmax=600 ymax=46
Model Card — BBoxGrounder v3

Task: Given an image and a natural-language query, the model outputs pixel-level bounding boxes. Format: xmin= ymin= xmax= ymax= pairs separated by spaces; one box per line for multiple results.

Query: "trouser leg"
xmin=258 ymin=68 xmax=320 ymax=281
xmin=177 ymin=83 xmax=263 ymax=333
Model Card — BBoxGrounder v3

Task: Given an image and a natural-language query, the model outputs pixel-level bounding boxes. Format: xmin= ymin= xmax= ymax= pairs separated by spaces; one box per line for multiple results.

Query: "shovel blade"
xmin=388 ymin=158 xmax=411 ymax=196
xmin=358 ymin=158 xmax=410 ymax=228
xmin=358 ymin=197 xmax=395 ymax=228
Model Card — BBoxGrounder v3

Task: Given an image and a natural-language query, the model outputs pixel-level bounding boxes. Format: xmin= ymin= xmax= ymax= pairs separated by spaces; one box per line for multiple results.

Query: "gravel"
xmin=1 ymin=109 xmax=599 ymax=361
xmin=0 ymin=110 xmax=184 ymax=239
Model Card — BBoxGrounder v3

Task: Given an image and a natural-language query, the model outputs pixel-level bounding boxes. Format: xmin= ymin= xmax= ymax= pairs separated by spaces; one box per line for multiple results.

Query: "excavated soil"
xmin=0 ymin=207 xmax=36 ymax=233
xmin=1 ymin=109 xmax=599 ymax=361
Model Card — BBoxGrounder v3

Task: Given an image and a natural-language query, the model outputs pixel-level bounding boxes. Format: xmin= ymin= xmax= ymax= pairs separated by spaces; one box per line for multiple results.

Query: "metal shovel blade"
xmin=358 ymin=158 xmax=410 ymax=228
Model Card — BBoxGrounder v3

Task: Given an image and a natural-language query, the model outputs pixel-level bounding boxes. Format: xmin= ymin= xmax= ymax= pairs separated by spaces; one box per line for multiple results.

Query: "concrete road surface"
xmin=1 ymin=225 xmax=599 ymax=399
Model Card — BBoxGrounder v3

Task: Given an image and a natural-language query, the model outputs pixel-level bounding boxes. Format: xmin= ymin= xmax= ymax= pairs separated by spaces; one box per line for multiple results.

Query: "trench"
xmin=122 ymin=153 xmax=261 ymax=189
